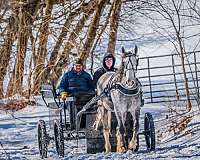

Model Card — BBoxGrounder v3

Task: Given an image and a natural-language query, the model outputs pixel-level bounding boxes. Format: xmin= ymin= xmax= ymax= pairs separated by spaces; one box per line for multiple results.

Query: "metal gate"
xmin=137 ymin=51 xmax=200 ymax=104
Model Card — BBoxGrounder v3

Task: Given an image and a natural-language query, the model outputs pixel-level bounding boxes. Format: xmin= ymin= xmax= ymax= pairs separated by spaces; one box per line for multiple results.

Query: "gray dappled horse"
xmin=94 ymin=46 xmax=142 ymax=153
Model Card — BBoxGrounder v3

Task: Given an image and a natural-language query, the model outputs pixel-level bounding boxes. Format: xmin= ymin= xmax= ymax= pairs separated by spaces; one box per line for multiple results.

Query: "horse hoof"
xmin=105 ymin=150 xmax=110 ymax=154
xmin=105 ymin=144 xmax=111 ymax=153
xmin=126 ymin=149 xmax=133 ymax=154
xmin=117 ymin=146 xmax=126 ymax=153
xmin=105 ymin=148 xmax=111 ymax=153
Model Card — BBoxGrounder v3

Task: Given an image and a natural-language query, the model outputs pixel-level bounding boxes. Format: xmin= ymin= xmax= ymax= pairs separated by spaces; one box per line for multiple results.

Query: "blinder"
xmin=124 ymin=52 xmax=139 ymax=72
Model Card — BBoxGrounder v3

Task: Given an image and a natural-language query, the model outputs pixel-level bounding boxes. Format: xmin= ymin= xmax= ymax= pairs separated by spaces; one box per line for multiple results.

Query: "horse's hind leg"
xmin=128 ymin=110 xmax=140 ymax=151
xmin=102 ymin=109 xmax=111 ymax=153
xmin=93 ymin=106 xmax=102 ymax=130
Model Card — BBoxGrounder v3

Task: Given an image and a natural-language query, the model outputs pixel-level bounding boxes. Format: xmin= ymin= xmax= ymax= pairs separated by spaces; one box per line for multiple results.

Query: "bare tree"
xmin=7 ymin=0 xmax=41 ymax=96
xmin=136 ymin=0 xmax=196 ymax=111
xmin=4 ymin=0 xmax=197 ymax=101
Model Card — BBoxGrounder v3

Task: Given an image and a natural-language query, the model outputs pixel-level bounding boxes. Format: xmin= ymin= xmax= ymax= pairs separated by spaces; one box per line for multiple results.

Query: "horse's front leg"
xmin=103 ymin=109 xmax=111 ymax=153
xmin=116 ymin=127 xmax=126 ymax=153
xmin=128 ymin=110 xmax=140 ymax=151
xmin=115 ymin=113 xmax=126 ymax=153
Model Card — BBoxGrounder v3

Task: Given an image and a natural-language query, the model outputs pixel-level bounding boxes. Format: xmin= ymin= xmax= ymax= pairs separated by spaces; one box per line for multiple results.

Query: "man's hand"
xmin=61 ymin=92 xmax=69 ymax=100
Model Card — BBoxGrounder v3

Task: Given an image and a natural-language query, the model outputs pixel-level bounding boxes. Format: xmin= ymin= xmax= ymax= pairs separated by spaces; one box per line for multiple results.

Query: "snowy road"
xmin=1 ymin=98 xmax=200 ymax=160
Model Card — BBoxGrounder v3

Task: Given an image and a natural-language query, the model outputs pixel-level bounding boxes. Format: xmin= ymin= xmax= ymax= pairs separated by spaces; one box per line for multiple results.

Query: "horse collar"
xmin=114 ymin=81 xmax=140 ymax=96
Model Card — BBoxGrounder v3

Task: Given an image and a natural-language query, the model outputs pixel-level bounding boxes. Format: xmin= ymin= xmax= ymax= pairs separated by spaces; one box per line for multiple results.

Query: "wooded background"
xmin=0 ymin=0 xmax=200 ymax=110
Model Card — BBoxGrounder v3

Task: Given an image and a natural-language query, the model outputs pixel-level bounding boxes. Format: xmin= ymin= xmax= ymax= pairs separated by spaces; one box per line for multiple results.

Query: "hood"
xmin=103 ymin=53 xmax=116 ymax=70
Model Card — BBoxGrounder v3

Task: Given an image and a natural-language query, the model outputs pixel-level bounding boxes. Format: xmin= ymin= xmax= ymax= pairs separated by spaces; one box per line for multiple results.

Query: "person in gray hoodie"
xmin=93 ymin=53 xmax=116 ymax=88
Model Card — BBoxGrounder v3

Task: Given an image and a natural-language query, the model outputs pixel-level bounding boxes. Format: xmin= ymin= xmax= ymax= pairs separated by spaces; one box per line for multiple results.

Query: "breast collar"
xmin=103 ymin=73 xmax=141 ymax=97
xmin=111 ymin=79 xmax=141 ymax=96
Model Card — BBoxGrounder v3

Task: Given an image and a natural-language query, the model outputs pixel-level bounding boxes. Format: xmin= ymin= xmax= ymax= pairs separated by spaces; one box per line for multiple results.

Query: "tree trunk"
xmin=107 ymin=0 xmax=122 ymax=55
xmin=80 ymin=0 xmax=109 ymax=61
xmin=0 ymin=15 xmax=17 ymax=98
xmin=178 ymin=40 xmax=192 ymax=111
xmin=89 ymin=3 xmax=114 ymax=75
xmin=7 ymin=0 xmax=41 ymax=96
xmin=13 ymin=31 xmax=29 ymax=95
xmin=172 ymin=0 xmax=192 ymax=111
xmin=32 ymin=0 xmax=54 ymax=95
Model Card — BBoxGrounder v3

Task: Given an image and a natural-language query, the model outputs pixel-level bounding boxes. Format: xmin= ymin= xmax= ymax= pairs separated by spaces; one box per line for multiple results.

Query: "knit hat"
xmin=75 ymin=58 xmax=83 ymax=65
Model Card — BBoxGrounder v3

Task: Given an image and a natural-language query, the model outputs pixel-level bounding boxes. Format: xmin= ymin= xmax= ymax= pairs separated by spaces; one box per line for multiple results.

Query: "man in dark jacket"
xmin=93 ymin=53 xmax=116 ymax=88
xmin=59 ymin=58 xmax=94 ymax=100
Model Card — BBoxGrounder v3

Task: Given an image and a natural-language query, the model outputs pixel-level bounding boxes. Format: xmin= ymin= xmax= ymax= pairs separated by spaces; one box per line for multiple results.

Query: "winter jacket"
xmin=59 ymin=69 xmax=94 ymax=95
xmin=93 ymin=53 xmax=116 ymax=88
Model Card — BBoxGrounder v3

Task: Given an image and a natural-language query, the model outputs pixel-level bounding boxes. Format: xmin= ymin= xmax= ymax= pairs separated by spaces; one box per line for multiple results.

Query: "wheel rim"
xmin=54 ymin=121 xmax=64 ymax=157
xmin=54 ymin=124 xmax=59 ymax=154
xmin=38 ymin=124 xmax=42 ymax=155
xmin=144 ymin=113 xmax=155 ymax=151
xmin=38 ymin=120 xmax=47 ymax=158
xmin=145 ymin=117 xmax=151 ymax=149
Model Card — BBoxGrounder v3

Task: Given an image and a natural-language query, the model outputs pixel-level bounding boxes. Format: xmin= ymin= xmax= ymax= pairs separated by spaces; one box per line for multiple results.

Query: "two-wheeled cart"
xmin=37 ymin=84 xmax=156 ymax=158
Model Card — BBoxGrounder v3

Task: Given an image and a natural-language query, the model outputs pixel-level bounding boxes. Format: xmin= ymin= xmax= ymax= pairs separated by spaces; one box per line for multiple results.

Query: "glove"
xmin=61 ymin=92 xmax=69 ymax=100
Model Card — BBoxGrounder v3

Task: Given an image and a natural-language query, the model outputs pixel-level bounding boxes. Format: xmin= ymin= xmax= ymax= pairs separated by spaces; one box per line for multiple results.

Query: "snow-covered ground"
xmin=1 ymin=97 xmax=200 ymax=160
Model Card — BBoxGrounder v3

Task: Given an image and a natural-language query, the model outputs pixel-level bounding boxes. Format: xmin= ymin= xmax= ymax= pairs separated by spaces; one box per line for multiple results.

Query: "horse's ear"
xmin=134 ymin=45 xmax=138 ymax=55
xmin=122 ymin=47 xmax=125 ymax=54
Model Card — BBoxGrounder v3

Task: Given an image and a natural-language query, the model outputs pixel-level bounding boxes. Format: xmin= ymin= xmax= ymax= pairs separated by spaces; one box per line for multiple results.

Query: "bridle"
xmin=123 ymin=52 xmax=139 ymax=75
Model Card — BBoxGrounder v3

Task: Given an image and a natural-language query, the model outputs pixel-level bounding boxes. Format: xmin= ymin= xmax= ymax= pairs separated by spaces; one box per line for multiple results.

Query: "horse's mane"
xmin=115 ymin=60 xmax=125 ymax=82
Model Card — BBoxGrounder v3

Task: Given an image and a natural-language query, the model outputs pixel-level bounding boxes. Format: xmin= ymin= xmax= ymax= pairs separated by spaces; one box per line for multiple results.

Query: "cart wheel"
xmin=144 ymin=112 xmax=155 ymax=151
xmin=54 ymin=120 xmax=64 ymax=157
xmin=38 ymin=120 xmax=48 ymax=158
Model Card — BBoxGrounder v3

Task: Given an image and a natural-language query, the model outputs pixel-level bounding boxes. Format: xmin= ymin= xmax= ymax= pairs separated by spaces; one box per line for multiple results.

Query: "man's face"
xmin=105 ymin=57 xmax=113 ymax=69
xmin=74 ymin=64 xmax=83 ymax=72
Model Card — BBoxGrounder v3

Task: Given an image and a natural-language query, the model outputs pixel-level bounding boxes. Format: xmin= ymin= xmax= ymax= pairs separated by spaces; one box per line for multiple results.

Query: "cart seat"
xmin=73 ymin=92 xmax=95 ymax=106
xmin=67 ymin=92 xmax=96 ymax=129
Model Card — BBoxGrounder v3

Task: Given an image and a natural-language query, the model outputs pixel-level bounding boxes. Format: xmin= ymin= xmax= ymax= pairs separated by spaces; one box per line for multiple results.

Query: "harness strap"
xmin=114 ymin=83 xmax=140 ymax=95
xmin=103 ymin=72 xmax=117 ymax=95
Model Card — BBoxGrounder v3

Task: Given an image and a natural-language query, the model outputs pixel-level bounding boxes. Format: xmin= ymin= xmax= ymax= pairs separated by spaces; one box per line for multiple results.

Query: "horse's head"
xmin=121 ymin=46 xmax=139 ymax=86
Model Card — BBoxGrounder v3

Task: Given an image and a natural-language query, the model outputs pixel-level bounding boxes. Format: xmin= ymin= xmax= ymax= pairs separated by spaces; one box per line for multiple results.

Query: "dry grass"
xmin=0 ymin=99 xmax=36 ymax=111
